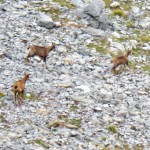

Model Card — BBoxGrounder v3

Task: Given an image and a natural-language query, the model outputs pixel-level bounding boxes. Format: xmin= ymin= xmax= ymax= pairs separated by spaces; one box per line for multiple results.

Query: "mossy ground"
xmin=35 ymin=139 xmax=49 ymax=149
xmin=0 ymin=92 xmax=5 ymax=99
xmin=39 ymin=7 xmax=61 ymax=21
xmin=107 ymin=125 xmax=117 ymax=133
xmin=87 ymin=38 xmax=110 ymax=54
xmin=24 ymin=92 xmax=40 ymax=101
xmin=53 ymin=0 xmax=76 ymax=9
xmin=58 ymin=114 xmax=82 ymax=127
xmin=39 ymin=0 xmax=75 ymax=21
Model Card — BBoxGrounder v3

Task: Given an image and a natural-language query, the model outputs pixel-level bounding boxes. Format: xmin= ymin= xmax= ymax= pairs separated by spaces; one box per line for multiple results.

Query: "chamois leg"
xmin=126 ymin=61 xmax=130 ymax=69
xmin=18 ymin=93 xmax=23 ymax=106
xmin=20 ymin=91 xmax=24 ymax=104
xmin=25 ymin=53 xmax=34 ymax=64
xmin=13 ymin=91 xmax=17 ymax=105
xmin=111 ymin=64 xmax=119 ymax=75
xmin=43 ymin=56 xmax=48 ymax=68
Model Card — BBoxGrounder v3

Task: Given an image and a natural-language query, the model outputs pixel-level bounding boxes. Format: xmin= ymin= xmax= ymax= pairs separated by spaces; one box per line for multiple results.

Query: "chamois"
xmin=111 ymin=50 xmax=131 ymax=74
xmin=12 ymin=73 xmax=29 ymax=105
xmin=26 ymin=42 xmax=56 ymax=66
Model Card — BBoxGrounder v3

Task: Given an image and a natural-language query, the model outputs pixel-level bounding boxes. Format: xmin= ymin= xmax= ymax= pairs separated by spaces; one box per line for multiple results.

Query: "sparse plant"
xmin=53 ymin=0 xmax=75 ymax=9
xmin=102 ymin=137 xmax=107 ymax=141
xmin=0 ymin=92 xmax=5 ymax=99
xmin=140 ymin=35 xmax=150 ymax=43
xmin=113 ymin=9 xmax=126 ymax=18
xmin=35 ymin=139 xmax=49 ymax=149
xmin=126 ymin=20 xmax=134 ymax=28
xmin=107 ymin=125 xmax=117 ymax=133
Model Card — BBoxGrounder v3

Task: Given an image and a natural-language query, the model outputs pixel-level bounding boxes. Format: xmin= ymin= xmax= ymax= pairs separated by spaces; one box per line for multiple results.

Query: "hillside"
xmin=0 ymin=0 xmax=150 ymax=149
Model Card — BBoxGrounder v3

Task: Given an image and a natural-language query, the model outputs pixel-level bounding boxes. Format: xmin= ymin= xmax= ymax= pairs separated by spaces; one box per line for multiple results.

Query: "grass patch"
xmin=126 ymin=20 xmax=134 ymax=28
xmin=70 ymin=104 xmax=78 ymax=111
xmin=35 ymin=139 xmax=49 ymax=149
xmin=0 ymin=92 xmax=5 ymax=99
xmin=102 ymin=137 xmax=107 ymax=141
xmin=0 ymin=0 xmax=4 ymax=3
xmin=0 ymin=99 xmax=6 ymax=107
xmin=134 ymin=30 xmax=141 ymax=35
xmin=129 ymin=61 xmax=137 ymax=70
xmin=53 ymin=0 xmax=76 ymax=9
xmin=24 ymin=92 xmax=40 ymax=101
xmin=39 ymin=7 xmax=61 ymax=21
xmin=0 ymin=114 xmax=8 ymax=123
xmin=142 ymin=65 xmax=150 ymax=74
xmin=112 ymin=9 xmax=126 ymax=18
xmin=104 ymin=0 xmax=113 ymax=7
xmin=58 ymin=114 xmax=82 ymax=127
xmin=87 ymin=38 xmax=110 ymax=54
xmin=68 ymin=118 xmax=82 ymax=127
xmin=107 ymin=125 xmax=117 ymax=133
xmin=140 ymin=35 xmax=150 ymax=43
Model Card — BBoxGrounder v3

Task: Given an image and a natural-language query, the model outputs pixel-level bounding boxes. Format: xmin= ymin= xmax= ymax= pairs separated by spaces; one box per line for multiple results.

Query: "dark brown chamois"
xmin=12 ymin=73 xmax=29 ymax=105
xmin=26 ymin=42 xmax=56 ymax=66
xmin=111 ymin=50 xmax=131 ymax=74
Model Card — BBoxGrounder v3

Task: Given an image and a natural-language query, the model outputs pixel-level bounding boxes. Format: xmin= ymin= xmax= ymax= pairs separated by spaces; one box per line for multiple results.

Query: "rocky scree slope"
xmin=0 ymin=0 xmax=150 ymax=150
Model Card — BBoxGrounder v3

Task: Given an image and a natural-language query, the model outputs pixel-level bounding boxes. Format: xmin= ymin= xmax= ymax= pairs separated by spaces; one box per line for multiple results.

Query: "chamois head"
xmin=23 ymin=72 xmax=29 ymax=81
xmin=126 ymin=50 xmax=131 ymax=57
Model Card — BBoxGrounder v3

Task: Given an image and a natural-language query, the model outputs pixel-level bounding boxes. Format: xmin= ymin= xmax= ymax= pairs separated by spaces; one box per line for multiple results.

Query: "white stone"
xmin=110 ymin=2 xmax=120 ymax=8
xmin=131 ymin=6 xmax=140 ymax=13
xmin=110 ymin=42 xmax=125 ymax=51
xmin=76 ymin=85 xmax=91 ymax=93
xmin=112 ymin=32 xmax=120 ymax=38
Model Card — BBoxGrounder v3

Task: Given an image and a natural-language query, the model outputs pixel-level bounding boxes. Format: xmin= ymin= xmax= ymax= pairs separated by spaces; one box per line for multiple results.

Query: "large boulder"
xmin=38 ymin=13 xmax=54 ymax=29
xmin=74 ymin=0 xmax=113 ymax=30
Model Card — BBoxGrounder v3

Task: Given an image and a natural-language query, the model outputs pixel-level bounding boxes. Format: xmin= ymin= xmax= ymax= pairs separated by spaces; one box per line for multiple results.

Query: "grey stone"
xmin=81 ymin=27 xmax=104 ymax=36
xmin=38 ymin=13 xmax=54 ymax=29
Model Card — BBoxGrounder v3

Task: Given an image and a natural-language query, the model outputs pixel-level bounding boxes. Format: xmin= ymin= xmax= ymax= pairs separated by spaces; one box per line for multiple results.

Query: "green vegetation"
xmin=35 ymin=139 xmax=49 ymax=149
xmin=104 ymin=0 xmax=113 ymax=7
xmin=58 ymin=114 xmax=82 ymax=127
xmin=39 ymin=7 xmax=61 ymax=21
xmin=24 ymin=92 xmax=39 ymax=101
xmin=112 ymin=9 xmax=126 ymax=18
xmin=126 ymin=20 xmax=134 ymax=28
xmin=140 ymin=34 xmax=150 ymax=43
xmin=0 ymin=92 xmax=5 ymax=99
xmin=70 ymin=104 xmax=78 ymax=111
xmin=107 ymin=125 xmax=117 ymax=133
xmin=102 ymin=144 xmax=144 ymax=150
xmin=53 ymin=0 xmax=76 ymax=9
xmin=87 ymin=38 xmax=110 ymax=54
xmin=104 ymin=0 xmax=131 ymax=11
xmin=0 ymin=0 xmax=4 ymax=3
xmin=134 ymin=30 xmax=141 ymax=35
xmin=142 ymin=65 xmax=150 ymax=74
xmin=0 ymin=114 xmax=7 ymax=123
xmin=68 ymin=118 xmax=82 ymax=127
xmin=102 ymin=137 xmax=107 ymax=141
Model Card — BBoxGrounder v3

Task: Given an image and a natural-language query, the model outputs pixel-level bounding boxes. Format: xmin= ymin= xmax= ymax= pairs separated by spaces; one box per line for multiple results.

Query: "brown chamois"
xmin=26 ymin=42 xmax=56 ymax=66
xmin=111 ymin=50 xmax=131 ymax=74
xmin=12 ymin=73 xmax=29 ymax=105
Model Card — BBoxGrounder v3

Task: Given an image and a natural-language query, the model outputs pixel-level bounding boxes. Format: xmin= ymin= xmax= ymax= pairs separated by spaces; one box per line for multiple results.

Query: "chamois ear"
xmin=52 ymin=42 xmax=56 ymax=46
xmin=52 ymin=42 xmax=56 ymax=50
xmin=24 ymin=72 xmax=29 ymax=76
